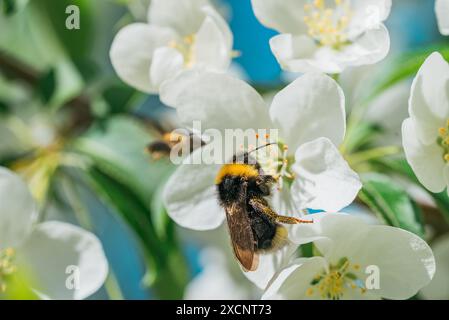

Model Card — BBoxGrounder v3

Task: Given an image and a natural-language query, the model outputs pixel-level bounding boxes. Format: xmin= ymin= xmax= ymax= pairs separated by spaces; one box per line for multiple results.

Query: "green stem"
xmin=103 ymin=272 xmax=124 ymax=300
xmin=347 ymin=146 xmax=401 ymax=167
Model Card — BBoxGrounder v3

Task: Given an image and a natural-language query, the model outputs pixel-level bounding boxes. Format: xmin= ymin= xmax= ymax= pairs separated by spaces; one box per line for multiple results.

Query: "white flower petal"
xmin=351 ymin=225 xmax=435 ymax=300
xmin=270 ymin=34 xmax=333 ymax=73
xmin=148 ymin=0 xmax=209 ymax=36
xmin=291 ymin=138 xmax=361 ymax=212
xmin=342 ymin=24 xmax=390 ymax=68
xmin=348 ymin=0 xmax=392 ymax=37
xmin=270 ymin=25 xmax=390 ymax=74
xmin=201 ymin=5 xmax=233 ymax=50
xmin=364 ymin=80 xmax=411 ymax=146
xmin=409 ymin=52 xmax=449 ymax=145
xmin=149 ymin=46 xmax=184 ymax=89
xmin=163 ymin=148 xmax=224 ymax=230
xmin=193 ymin=16 xmax=231 ymax=71
xmin=0 ymin=167 xmax=37 ymax=249
xmin=250 ymin=0 xmax=307 ymax=34
xmin=402 ymin=118 xmax=447 ymax=193
xmin=420 ymin=235 xmax=449 ymax=299
xmin=262 ymin=257 xmax=328 ymax=300
xmin=110 ymin=23 xmax=176 ymax=93
xmin=436 ymin=0 xmax=449 ymax=36
xmin=289 ymin=213 xmax=366 ymax=255
xmin=270 ymin=73 xmax=346 ymax=150
xmin=160 ymin=71 xmax=272 ymax=132
xmin=269 ymin=187 xmax=304 ymax=218
xmin=291 ymin=213 xmax=435 ymax=300
xmin=17 ymin=221 xmax=108 ymax=300
xmin=244 ymin=243 xmax=297 ymax=290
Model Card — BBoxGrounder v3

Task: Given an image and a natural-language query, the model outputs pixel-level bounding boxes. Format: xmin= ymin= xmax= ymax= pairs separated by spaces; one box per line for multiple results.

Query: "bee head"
xmin=231 ymin=143 xmax=276 ymax=165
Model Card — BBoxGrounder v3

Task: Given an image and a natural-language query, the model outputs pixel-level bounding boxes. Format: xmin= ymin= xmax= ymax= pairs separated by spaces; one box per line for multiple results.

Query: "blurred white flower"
xmin=184 ymin=247 xmax=259 ymax=300
xmin=262 ymin=213 xmax=435 ymax=300
xmin=160 ymin=71 xmax=360 ymax=229
xmin=251 ymin=0 xmax=391 ymax=74
xmin=402 ymin=52 xmax=449 ymax=196
xmin=110 ymin=0 xmax=233 ymax=93
xmin=436 ymin=0 xmax=449 ymax=36
xmin=420 ymin=235 xmax=449 ymax=299
xmin=337 ymin=65 xmax=411 ymax=147
xmin=0 ymin=167 xmax=108 ymax=299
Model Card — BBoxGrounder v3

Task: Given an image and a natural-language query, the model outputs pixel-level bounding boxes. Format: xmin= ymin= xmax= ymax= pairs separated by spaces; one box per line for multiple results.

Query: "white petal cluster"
xmin=251 ymin=0 xmax=391 ymax=74
xmin=110 ymin=0 xmax=233 ymax=93
xmin=263 ymin=213 xmax=435 ymax=300
xmin=0 ymin=167 xmax=108 ymax=299
xmin=402 ymin=53 xmax=449 ymax=195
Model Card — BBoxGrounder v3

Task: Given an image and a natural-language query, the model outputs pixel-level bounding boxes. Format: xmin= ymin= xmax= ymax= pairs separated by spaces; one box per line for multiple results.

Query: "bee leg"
xmin=275 ymin=215 xmax=313 ymax=225
xmin=248 ymin=198 xmax=313 ymax=224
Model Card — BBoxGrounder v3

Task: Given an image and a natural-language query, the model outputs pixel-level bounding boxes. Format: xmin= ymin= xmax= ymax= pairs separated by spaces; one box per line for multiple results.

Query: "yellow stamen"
xmin=307 ymin=258 xmax=365 ymax=300
xmin=437 ymin=120 xmax=449 ymax=163
xmin=306 ymin=288 xmax=314 ymax=296
xmin=168 ymin=34 xmax=197 ymax=68
xmin=303 ymin=0 xmax=352 ymax=48
xmin=0 ymin=247 xmax=18 ymax=293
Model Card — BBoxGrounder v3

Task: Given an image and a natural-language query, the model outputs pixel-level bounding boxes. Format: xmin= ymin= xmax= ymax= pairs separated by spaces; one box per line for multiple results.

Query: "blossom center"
xmin=438 ymin=120 xmax=449 ymax=163
xmin=254 ymin=141 xmax=295 ymax=190
xmin=0 ymin=248 xmax=17 ymax=293
xmin=169 ymin=34 xmax=196 ymax=68
xmin=303 ymin=0 xmax=352 ymax=48
xmin=306 ymin=257 xmax=365 ymax=300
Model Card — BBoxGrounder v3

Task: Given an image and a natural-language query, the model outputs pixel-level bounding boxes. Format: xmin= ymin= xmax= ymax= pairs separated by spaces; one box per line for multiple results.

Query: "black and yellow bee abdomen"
xmin=248 ymin=200 xmax=288 ymax=252
xmin=216 ymin=163 xmax=287 ymax=253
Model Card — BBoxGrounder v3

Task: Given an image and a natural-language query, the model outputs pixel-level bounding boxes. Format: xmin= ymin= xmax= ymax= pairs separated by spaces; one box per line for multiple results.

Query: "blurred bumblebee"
xmin=146 ymin=130 xmax=204 ymax=160
xmin=215 ymin=144 xmax=313 ymax=272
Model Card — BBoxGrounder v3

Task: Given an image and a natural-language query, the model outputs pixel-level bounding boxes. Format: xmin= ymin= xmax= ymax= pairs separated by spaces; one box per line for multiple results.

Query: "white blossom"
xmin=110 ymin=0 xmax=233 ymax=93
xmin=0 ymin=167 xmax=108 ymax=299
xmin=262 ymin=213 xmax=435 ymax=300
xmin=251 ymin=0 xmax=391 ymax=74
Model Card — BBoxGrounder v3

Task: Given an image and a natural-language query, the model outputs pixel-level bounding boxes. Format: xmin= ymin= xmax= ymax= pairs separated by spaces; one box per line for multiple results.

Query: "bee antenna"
xmin=248 ymin=142 xmax=276 ymax=154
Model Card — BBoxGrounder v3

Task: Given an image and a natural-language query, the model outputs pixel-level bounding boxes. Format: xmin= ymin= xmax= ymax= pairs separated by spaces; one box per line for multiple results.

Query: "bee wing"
xmin=224 ymin=183 xmax=259 ymax=272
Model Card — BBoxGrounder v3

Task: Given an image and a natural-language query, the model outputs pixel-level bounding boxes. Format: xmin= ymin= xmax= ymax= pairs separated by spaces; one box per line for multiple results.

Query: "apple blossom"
xmin=110 ymin=0 xmax=233 ymax=94
xmin=0 ymin=167 xmax=108 ymax=299
xmin=251 ymin=0 xmax=391 ymax=74
xmin=402 ymin=52 xmax=449 ymax=195
xmin=262 ymin=213 xmax=435 ymax=300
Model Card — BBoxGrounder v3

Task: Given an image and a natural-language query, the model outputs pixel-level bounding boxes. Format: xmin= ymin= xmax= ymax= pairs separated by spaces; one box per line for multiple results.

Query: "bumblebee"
xmin=146 ymin=131 xmax=204 ymax=160
xmin=215 ymin=145 xmax=312 ymax=271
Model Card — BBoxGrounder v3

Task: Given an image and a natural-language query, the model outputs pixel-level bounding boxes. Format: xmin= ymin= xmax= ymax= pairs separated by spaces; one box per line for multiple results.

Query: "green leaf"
xmin=2 ymin=0 xmax=16 ymax=15
xmin=86 ymin=166 xmax=187 ymax=299
xmin=341 ymin=122 xmax=382 ymax=154
xmin=358 ymin=173 xmax=425 ymax=237
xmin=74 ymin=115 xmax=174 ymax=203
xmin=35 ymin=0 xmax=94 ymax=59
xmin=380 ymin=158 xmax=449 ymax=225
xmin=102 ymin=85 xmax=136 ymax=115
xmin=0 ymin=99 xmax=9 ymax=114
xmin=368 ymin=46 xmax=449 ymax=103
xmin=37 ymin=68 xmax=56 ymax=103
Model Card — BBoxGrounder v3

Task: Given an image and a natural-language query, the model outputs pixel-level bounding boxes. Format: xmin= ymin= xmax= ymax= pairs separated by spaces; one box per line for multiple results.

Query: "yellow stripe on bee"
xmin=215 ymin=164 xmax=259 ymax=184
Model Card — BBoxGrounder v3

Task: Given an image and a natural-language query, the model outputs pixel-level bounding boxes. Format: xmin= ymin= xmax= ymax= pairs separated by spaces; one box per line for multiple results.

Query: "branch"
xmin=0 ymin=50 xmax=94 ymax=135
